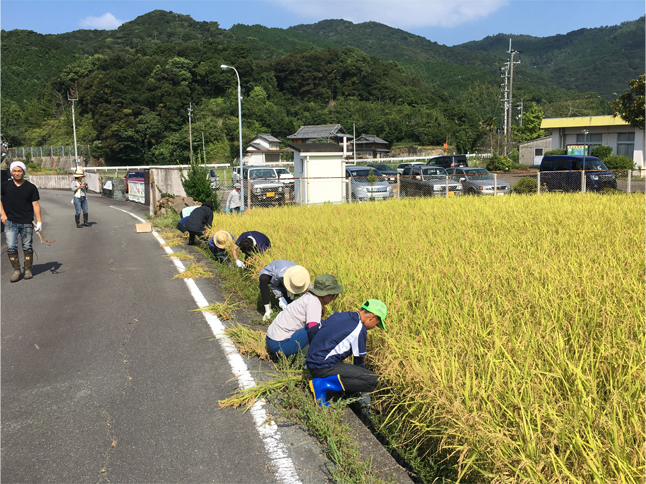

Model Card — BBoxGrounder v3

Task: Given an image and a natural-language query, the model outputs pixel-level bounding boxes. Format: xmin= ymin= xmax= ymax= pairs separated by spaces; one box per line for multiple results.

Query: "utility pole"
xmin=506 ymin=39 xmax=520 ymax=155
xmin=188 ymin=103 xmax=193 ymax=163
xmin=499 ymin=63 xmax=509 ymax=155
xmin=67 ymin=81 xmax=79 ymax=169
xmin=517 ymin=99 xmax=524 ymax=126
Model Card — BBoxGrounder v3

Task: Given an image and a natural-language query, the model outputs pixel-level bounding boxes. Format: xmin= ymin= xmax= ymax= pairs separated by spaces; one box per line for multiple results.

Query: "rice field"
xmin=207 ymin=193 xmax=645 ymax=483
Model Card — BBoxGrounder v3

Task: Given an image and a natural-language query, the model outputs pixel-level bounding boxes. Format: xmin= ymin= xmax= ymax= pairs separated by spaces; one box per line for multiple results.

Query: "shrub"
xmin=545 ymin=148 xmax=566 ymax=156
xmin=513 ymin=176 xmax=538 ymax=194
xmin=591 ymin=145 xmax=613 ymax=160
xmin=603 ymin=154 xmax=635 ymax=170
xmin=180 ymin=152 xmax=221 ymax=211
xmin=486 ymin=153 xmax=513 ymax=171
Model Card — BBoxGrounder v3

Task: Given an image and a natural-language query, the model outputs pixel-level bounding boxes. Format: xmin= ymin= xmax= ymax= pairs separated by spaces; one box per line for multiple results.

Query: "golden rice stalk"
xmin=163 ymin=251 xmax=194 ymax=261
xmin=173 ymin=262 xmax=214 ymax=279
xmin=218 ymin=372 xmax=303 ymax=411
xmin=158 ymin=231 xmax=179 ymax=239
xmin=224 ymin=323 xmax=270 ymax=360
xmin=162 ymin=238 xmax=184 ymax=247
xmin=192 ymin=299 xmax=241 ymax=320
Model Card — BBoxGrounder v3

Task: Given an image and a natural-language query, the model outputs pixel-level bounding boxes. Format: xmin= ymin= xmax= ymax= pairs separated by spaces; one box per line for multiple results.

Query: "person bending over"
xmin=259 ymin=260 xmax=310 ymax=321
xmin=232 ymin=230 xmax=271 ymax=268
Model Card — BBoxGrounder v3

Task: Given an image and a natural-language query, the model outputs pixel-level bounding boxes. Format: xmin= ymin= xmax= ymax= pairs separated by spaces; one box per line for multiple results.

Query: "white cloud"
xmin=273 ymin=0 xmax=507 ymax=29
xmin=79 ymin=13 xmax=124 ymax=30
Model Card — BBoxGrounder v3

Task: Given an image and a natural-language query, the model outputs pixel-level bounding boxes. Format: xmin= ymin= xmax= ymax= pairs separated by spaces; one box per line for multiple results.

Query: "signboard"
xmin=567 ymin=145 xmax=589 ymax=155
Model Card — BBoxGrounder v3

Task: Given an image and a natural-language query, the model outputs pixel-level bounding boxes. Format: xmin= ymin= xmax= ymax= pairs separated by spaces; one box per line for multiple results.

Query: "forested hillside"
xmin=1 ymin=9 xmax=638 ymax=165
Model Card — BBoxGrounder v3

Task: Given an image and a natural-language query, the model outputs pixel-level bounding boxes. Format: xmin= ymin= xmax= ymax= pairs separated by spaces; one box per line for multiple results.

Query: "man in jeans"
xmin=1 ymin=161 xmax=42 ymax=282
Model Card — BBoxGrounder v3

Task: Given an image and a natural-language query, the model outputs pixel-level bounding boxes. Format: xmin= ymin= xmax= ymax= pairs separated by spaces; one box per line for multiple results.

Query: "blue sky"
xmin=2 ymin=0 xmax=643 ymax=46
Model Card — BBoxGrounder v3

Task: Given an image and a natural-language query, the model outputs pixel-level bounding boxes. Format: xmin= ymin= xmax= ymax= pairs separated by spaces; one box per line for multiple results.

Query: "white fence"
xmin=128 ymin=181 xmax=145 ymax=203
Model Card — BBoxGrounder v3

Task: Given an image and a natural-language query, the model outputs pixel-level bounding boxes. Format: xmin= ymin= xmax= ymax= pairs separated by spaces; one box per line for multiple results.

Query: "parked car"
xmin=209 ymin=169 xmax=221 ymax=190
xmin=274 ymin=167 xmax=295 ymax=187
xmin=427 ymin=155 xmax=468 ymax=169
xmin=401 ymin=165 xmax=463 ymax=197
xmin=368 ymin=164 xmax=398 ymax=182
xmin=232 ymin=166 xmax=286 ymax=205
xmin=125 ymin=170 xmax=145 ymax=193
xmin=345 ymin=166 xmax=393 ymax=201
xmin=446 ymin=167 xmax=512 ymax=195
xmin=539 ymin=155 xmax=617 ymax=192
xmin=396 ymin=162 xmax=426 ymax=174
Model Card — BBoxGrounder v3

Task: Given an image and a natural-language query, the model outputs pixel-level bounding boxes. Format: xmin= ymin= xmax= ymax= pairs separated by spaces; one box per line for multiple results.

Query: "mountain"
xmin=458 ymin=17 xmax=645 ymax=99
xmin=290 ymin=18 xmax=645 ymax=100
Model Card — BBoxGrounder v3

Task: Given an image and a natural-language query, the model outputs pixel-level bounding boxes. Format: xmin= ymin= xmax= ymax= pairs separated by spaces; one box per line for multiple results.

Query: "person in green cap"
xmin=306 ymin=299 xmax=387 ymax=406
xmin=266 ymin=274 xmax=343 ymax=356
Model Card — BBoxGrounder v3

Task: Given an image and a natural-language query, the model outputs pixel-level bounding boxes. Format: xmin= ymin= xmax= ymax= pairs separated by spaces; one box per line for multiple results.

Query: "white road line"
xmin=111 ymin=206 xmax=302 ymax=484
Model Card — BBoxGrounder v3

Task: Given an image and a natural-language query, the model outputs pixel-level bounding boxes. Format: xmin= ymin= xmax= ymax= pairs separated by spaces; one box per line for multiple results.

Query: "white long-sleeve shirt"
xmin=226 ymin=189 xmax=241 ymax=209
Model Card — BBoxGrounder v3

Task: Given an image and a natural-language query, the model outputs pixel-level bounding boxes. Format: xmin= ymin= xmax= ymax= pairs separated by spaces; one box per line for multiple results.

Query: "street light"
xmin=221 ymin=64 xmax=244 ymax=211
xmin=581 ymin=129 xmax=589 ymax=193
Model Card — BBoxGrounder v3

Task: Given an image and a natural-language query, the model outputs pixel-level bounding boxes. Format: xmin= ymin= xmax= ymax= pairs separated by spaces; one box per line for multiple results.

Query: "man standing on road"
xmin=1 ymin=161 xmax=42 ymax=282
xmin=71 ymin=168 xmax=89 ymax=228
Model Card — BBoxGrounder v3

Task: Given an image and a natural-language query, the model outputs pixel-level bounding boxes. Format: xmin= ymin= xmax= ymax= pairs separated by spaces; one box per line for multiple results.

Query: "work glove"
xmin=235 ymin=259 xmax=246 ymax=269
xmin=225 ymin=207 xmax=229 ymax=213
xmin=35 ymin=222 xmax=42 ymax=232
xmin=278 ymin=297 xmax=289 ymax=310
xmin=262 ymin=310 xmax=273 ymax=321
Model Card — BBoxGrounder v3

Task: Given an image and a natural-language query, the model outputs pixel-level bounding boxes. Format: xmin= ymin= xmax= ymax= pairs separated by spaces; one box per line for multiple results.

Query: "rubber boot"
xmin=8 ymin=251 xmax=21 ymax=282
xmin=23 ymin=250 xmax=33 ymax=280
xmin=83 ymin=213 xmax=89 ymax=227
xmin=188 ymin=233 xmax=196 ymax=245
xmin=309 ymin=374 xmax=344 ymax=407
xmin=75 ymin=214 xmax=83 ymax=228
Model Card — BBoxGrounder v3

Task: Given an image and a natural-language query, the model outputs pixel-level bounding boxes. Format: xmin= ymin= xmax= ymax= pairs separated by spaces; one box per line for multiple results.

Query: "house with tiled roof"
xmin=352 ymin=134 xmax=390 ymax=159
xmin=244 ymin=133 xmax=286 ymax=165
xmin=287 ymin=124 xmax=353 ymax=157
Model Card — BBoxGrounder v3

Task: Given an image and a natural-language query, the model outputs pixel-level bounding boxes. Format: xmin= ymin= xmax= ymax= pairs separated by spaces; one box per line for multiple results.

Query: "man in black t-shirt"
xmin=1 ymin=161 xmax=42 ymax=282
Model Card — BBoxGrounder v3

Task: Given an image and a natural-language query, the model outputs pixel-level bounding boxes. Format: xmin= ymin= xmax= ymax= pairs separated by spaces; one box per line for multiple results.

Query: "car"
xmin=427 ymin=155 xmax=468 ymax=169
xmin=274 ymin=167 xmax=295 ymax=187
xmin=539 ymin=155 xmax=617 ymax=192
xmin=232 ymin=166 xmax=286 ymax=206
xmin=345 ymin=166 xmax=393 ymax=201
xmin=396 ymin=162 xmax=426 ymax=174
xmin=125 ymin=170 xmax=145 ymax=193
xmin=446 ymin=167 xmax=512 ymax=196
xmin=367 ymin=164 xmax=398 ymax=182
xmin=209 ymin=169 xmax=221 ymax=190
xmin=400 ymin=165 xmax=463 ymax=198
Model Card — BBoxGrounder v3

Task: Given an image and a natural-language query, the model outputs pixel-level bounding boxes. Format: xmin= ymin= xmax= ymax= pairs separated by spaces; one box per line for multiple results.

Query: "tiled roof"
xmin=287 ymin=124 xmax=353 ymax=140
xmin=353 ymin=134 xmax=388 ymax=145
xmin=254 ymin=133 xmax=282 ymax=143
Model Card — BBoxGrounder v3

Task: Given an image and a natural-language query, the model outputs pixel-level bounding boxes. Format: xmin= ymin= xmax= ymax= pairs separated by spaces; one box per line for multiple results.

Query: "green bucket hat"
xmin=361 ymin=299 xmax=387 ymax=330
xmin=310 ymin=274 xmax=344 ymax=297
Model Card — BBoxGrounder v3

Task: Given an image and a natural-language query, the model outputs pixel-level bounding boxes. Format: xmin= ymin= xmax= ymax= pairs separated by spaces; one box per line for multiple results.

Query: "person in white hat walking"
xmin=266 ymin=274 xmax=343 ymax=357
xmin=226 ymin=183 xmax=241 ymax=213
xmin=71 ymin=168 xmax=89 ymax=228
xmin=259 ymin=260 xmax=310 ymax=321
xmin=1 ymin=161 xmax=42 ymax=282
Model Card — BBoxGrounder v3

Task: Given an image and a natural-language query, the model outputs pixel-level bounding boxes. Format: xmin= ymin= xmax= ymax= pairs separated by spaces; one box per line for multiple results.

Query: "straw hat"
xmin=282 ymin=265 xmax=310 ymax=295
xmin=213 ymin=230 xmax=234 ymax=249
xmin=73 ymin=167 xmax=85 ymax=177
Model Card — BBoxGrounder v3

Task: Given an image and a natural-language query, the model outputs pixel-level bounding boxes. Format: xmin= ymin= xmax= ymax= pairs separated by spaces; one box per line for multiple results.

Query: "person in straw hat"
xmin=266 ymin=274 xmax=343 ymax=356
xmin=71 ymin=167 xmax=89 ymax=228
xmin=259 ymin=259 xmax=310 ymax=321
xmin=208 ymin=230 xmax=235 ymax=264
xmin=1 ymin=161 xmax=42 ymax=282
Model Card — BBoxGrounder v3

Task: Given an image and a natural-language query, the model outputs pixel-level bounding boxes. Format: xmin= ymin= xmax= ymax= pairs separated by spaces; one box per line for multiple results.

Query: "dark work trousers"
xmin=259 ymin=274 xmax=272 ymax=305
xmin=309 ymin=362 xmax=379 ymax=395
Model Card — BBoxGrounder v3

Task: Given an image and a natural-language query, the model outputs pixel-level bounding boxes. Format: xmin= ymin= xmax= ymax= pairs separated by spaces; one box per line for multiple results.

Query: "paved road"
xmin=1 ymin=190 xmax=324 ymax=483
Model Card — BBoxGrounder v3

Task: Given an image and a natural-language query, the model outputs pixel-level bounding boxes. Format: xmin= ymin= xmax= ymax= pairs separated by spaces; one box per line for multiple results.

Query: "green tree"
xmin=610 ymin=74 xmax=645 ymax=129
xmin=180 ymin=153 xmax=219 ymax=209
xmin=516 ymin=103 xmax=547 ymax=142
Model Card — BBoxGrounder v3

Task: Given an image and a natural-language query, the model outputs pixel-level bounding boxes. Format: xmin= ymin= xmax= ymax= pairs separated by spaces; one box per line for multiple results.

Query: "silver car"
xmin=446 ymin=167 xmax=512 ymax=196
xmin=346 ymin=166 xmax=393 ymax=201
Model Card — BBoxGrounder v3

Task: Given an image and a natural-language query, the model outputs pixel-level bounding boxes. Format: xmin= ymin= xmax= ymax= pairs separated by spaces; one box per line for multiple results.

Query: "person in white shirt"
xmin=71 ymin=168 xmax=89 ymax=228
xmin=265 ymin=274 xmax=343 ymax=356
xmin=226 ymin=183 xmax=241 ymax=213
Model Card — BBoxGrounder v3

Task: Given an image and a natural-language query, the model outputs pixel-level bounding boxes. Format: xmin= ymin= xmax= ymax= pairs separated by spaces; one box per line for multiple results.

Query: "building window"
xmin=265 ymin=153 xmax=281 ymax=163
xmin=534 ymin=147 xmax=544 ymax=157
xmin=576 ymin=133 xmax=602 ymax=151
xmin=617 ymin=132 xmax=635 ymax=158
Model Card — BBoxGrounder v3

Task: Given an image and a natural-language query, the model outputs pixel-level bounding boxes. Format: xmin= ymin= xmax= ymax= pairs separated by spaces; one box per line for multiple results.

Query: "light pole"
xmin=581 ymin=129 xmax=589 ymax=193
xmin=221 ymin=64 xmax=244 ymax=211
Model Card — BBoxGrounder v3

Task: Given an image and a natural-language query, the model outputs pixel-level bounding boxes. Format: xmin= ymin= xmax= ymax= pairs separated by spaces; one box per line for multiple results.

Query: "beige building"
xmin=518 ymin=136 xmax=552 ymax=167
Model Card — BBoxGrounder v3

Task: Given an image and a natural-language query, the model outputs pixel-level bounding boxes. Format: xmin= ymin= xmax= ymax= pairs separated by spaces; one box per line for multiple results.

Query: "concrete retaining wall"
xmin=151 ymin=167 xmax=188 ymax=200
xmin=28 ymin=173 xmax=100 ymax=193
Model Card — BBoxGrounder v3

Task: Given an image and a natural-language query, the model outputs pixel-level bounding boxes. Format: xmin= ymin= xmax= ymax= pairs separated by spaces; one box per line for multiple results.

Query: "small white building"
xmin=244 ymin=133 xmax=286 ymax=165
xmin=518 ymin=136 xmax=552 ymax=166
xmin=290 ymin=143 xmax=346 ymax=205
xmin=541 ymin=115 xmax=644 ymax=170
